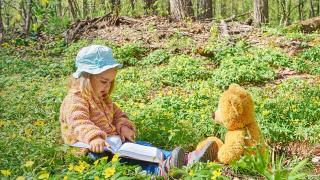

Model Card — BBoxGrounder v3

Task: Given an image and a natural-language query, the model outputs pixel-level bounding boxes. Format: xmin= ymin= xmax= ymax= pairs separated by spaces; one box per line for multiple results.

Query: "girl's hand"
xmin=120 ymin=126 xmax=136 ymax=142
xmin=89 ymin=137 xmax=110 ymax=153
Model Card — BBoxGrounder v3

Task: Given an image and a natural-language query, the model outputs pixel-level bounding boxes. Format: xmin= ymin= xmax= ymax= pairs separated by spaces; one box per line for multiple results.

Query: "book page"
xmin=117 ymin=143 xmax=164 ymax=163
xmin=71 ymin=136 xmax=123 ymax=153
xmin=105 ymin=136 xmax=123 ymax=152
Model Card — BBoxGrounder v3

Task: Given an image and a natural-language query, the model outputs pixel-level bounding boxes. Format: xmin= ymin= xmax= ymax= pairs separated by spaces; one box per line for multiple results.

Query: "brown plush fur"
xmin=196 ymin=84 xmax=265 ymax=164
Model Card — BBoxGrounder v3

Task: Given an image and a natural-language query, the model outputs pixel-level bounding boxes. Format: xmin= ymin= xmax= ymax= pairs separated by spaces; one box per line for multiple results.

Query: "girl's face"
xmin=90 ymin=68 xmax=117 ymax=99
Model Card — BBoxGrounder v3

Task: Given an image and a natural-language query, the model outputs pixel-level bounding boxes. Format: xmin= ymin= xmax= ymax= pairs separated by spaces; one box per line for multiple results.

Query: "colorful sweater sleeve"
xmin=112 ymin=103 xmax=136 ymax=134
xmin=66 ymin=94 xmax=107 ymax=144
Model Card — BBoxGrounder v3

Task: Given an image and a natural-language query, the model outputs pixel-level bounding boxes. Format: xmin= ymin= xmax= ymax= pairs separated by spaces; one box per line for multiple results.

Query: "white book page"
xmin=106 ymin=136 xmax=123 ymax=152
xmin=71 ymin=136 xmax=123 ymax=153
xmin=117 ymin=143 xmax=164 ymax=163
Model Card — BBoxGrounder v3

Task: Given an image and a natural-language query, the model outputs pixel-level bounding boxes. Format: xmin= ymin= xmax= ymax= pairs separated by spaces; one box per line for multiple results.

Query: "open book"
xmin=71 ymin=136 xmax=164 ymax=163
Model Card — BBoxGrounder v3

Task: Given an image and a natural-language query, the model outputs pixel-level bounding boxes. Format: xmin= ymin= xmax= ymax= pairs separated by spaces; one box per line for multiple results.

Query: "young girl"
xmin=59 ymin=45 xmax=216 ymax=176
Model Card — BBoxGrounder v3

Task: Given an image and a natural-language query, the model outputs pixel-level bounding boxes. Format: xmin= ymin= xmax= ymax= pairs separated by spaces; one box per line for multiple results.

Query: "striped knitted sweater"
xmin=59 ymin=88 xmax=135 ymax=145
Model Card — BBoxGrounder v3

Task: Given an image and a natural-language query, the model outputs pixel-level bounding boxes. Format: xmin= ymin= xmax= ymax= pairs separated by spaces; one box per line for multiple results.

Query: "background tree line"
xmin=0 ymin=0 xmax=319 ymax=41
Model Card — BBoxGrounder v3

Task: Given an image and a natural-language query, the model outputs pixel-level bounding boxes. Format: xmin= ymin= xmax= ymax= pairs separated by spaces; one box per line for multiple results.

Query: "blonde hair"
xmin=67 ymin=72 xmax=115 ymax=102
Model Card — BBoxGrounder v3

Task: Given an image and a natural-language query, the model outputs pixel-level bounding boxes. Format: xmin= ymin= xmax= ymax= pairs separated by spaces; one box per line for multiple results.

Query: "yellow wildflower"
xmin=112 ymin=154 xmax=119 ymax=163
xmin=208 ymin=162 xmax=215 ymax=167
xmin=262 ymin=110 xmax=270 ymax=116
xmin=1 ymin=169 xmax=11 ymax=176
xmin=16 ymin=176 xmax=26 ymax=180
xmin=73 ymin=161 xmax=90 ymax=173
xmin=74 ymin=165 xmax=85 ymax=173
xmin=38 ymin=171 xmax=50 ymax=179
xmin=94 ymin=176 xmax=100 ymax=180
xmin=68 ymin=164 xmax=74 ymax=171
xmin=63 ymin=175 xmax=68 ymax=180
xmin=24 ymin=160 xmax=34 ymax=167
xmin=0 ymin=120 xmax=5 ymax=127
xmin=24 ymin=128 xmax=33 ymax=136
xmin=188 ymin=170 xmax=194 ymax=176
xmin=93 ymin=159 xmax=100 ymax=166
xmin=211 ymin=169 xmax=222 ymax=180
xmin=100 ymin=156 xmax=108 ymax=161
xmin=79 ymin=160 xmax=90 ymax=168
xmin=1 ymin=43 xmax=10 ymax=48
xmin=104 ymin=167 xmax=116 ymax=178
xmin=34 ymin=120 xmax=45 ymax=126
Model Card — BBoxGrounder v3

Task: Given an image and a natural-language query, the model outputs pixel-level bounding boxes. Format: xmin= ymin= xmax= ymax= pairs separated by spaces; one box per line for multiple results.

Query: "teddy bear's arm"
xmin=217 ymin=130 xmax=246 ymax=164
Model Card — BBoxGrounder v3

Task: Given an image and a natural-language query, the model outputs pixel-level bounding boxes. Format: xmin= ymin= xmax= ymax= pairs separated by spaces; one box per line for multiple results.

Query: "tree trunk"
xmin=130 ymin=0 xmax=135 ymax=12
xmin=212 ymin=0 xmax=216 ymax=17
xmin=231 ymin=0 xmax=238 ymax=15
xmin=284 ymin=0 xmax=291 ymax=25
xmin=254 ymin=0 xmax=268 ymax=27
xmin=100 ymin=0 xmax=107 ymax=13
xmin=298 ymin=0 xmax=304 ymax=20
xmin=242 ymin=0 xmax=246 ymax=14
xmin=73 ymin=0 xmax=81 ymax=17
xmin=83 ymin=0 xmax=88 ymax=18
xmin=220 ymin=0 xmax=226 ymax=17
xmin=310 ymin=0 xmax=315 ymax=18
xmin=144 ymin=0 xmax=157 ymax=15
xmin=0 ymin=0 xmax=3 ymax=42
xmin=197 ymin=0 xmax=213 ymax=20
xmin=169 ymin=0 xmax=194 ymax=20
xmin=68 ymin=0 xmax=77 ymax=21
xmin=57 ymin=0 xmax=62 ymax=17
xmin=24 ymin=0 xmax=32 ymax=37
xmin=110 ymin=0 xmax=121 ymax=14
xmin=318 ymin=0 xmax=320 ymax=16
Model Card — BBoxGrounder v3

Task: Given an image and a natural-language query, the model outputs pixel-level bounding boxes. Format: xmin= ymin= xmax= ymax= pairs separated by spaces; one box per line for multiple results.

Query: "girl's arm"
xmin=112 ymin=103 xmax=136 ymax=134
xmin=66 ymin=94 xmax=107 ymax=144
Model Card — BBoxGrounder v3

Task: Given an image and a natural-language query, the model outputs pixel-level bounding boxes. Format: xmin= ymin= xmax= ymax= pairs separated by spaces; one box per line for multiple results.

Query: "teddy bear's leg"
xmin=217 ymin=131 xmax=245 ymax=164
xmin=195 ymin=137 xmax=223 ymax=161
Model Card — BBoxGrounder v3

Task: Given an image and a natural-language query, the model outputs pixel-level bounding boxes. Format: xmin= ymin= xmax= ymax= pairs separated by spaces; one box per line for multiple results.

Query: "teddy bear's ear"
xmin=228 ymin=94 xmax=244 ymax=117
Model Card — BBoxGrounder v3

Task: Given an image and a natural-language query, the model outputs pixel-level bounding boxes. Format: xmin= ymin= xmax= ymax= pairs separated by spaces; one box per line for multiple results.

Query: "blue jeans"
xmin=88 ymin=141 xmax=171 ymax=175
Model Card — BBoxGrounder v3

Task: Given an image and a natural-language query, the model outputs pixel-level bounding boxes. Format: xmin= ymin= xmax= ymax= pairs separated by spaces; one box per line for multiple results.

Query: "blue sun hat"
xmin=72 ymin=45 xmax=122 ymax=78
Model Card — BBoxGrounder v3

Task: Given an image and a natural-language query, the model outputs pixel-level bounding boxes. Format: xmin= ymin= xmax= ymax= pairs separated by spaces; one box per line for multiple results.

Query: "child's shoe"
xmin=187 ymin=140 xmax=218 ymax=165
xmin=159 ymin=147 xmax=185 ymax=177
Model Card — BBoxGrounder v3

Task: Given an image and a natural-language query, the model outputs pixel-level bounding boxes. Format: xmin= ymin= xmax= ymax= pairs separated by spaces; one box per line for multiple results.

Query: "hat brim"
xmin=72 ymin=64 xmax=122 ymax=78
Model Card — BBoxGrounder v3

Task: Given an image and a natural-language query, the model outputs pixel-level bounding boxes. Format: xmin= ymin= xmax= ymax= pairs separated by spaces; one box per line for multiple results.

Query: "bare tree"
xmin=169 ymin=0 xmax=194 ymax=20
xmin=196 ymin=0 xmax=213 ymax=20
xmin=254 ymin=0 xmax=268 ymax=27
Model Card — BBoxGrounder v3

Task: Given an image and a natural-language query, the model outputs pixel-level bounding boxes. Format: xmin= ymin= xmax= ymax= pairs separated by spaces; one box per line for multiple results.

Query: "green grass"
xmin=1 ymin=30 xmax=319 ymax=179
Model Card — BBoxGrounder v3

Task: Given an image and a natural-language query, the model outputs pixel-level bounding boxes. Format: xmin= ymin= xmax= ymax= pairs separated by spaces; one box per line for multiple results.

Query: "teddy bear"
xmin=196 ymin=84 xmax=265 ymax=164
